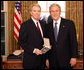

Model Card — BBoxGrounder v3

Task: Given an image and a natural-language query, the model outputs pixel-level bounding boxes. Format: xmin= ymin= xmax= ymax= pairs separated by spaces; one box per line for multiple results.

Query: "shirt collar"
xmin=53 ymin=17 xmax=61 ymax=24
xmin=53 ymin=17 xmax=61 ymax=28
xmin=31 ymin=17 xmax=38 ymax=24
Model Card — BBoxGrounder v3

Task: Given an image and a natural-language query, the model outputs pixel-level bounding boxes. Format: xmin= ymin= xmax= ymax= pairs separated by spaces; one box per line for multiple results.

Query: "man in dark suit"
xmin=46 ymin=4 xmax=78 ymax=69
xmin=18 ymin=4 xmax=46 ymax=69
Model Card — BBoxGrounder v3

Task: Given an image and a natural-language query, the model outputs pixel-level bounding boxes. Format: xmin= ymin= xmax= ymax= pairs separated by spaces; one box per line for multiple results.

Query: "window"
xmin=38 ymin=1 xmax=65 ymax=19
xmin=1 ymin=1 xmax=8 ymax=55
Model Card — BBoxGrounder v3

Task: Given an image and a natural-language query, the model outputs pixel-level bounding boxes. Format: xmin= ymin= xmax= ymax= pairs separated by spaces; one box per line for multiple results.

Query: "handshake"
xmin=33 ymin=38 xmax=51 ymax=55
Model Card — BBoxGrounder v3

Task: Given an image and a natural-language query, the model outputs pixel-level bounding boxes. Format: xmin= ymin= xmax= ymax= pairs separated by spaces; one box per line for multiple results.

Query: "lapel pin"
xmin=63 ymin=25 xmax=65 ymax=28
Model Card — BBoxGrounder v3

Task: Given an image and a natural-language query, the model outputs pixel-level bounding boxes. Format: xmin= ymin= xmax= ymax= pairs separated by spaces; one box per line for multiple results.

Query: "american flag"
xmin=14 ymin=1 xmax=22 ymax=42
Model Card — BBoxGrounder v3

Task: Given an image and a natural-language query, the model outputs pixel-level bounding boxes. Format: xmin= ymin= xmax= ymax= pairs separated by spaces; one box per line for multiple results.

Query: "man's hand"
xmin=34 ymin=49 xmax=42 ymax=55
xmin=70 ymin=58 xmax=77 ymax=67
xmin=46 ymin=59 xmax=49 ymax=69
xmin=50 ymin=45 xmax=52 ymax=49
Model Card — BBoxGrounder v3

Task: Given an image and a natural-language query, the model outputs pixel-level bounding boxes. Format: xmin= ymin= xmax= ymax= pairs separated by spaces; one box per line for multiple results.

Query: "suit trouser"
xmin=49 ymin=53 xmax=72 ymax=69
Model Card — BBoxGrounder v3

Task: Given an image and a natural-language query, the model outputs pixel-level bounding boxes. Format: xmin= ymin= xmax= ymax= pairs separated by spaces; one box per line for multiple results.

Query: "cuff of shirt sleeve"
xmin=33 ymin=48 xmax=36 ymax=53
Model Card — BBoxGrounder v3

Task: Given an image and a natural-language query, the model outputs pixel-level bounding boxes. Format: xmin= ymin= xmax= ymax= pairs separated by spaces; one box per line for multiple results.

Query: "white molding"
xmin=1 ymin=1 xmax=8 ymax=56
xmin=5 ymin=1 xmax=8 ymax=56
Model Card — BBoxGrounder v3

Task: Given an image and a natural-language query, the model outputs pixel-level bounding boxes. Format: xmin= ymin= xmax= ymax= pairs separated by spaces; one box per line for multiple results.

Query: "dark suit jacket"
xmin=46 ymin=17 xmax=78 ymax=68
xmin=18 ymin=18 xmax=46 ymax=69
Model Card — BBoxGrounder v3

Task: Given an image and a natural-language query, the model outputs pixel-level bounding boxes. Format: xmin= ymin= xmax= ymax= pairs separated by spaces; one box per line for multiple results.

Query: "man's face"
xmin=30 ymin=6 xmax=41 ymax=21
xmin=50 ymin=6 xmax=61 ymax=21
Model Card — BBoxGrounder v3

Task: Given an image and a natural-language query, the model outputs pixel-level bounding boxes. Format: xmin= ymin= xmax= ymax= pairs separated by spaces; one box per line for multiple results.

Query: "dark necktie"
xmin=54 ymin=23 xmax=58 ymax=42
xmin=36 ymin=22 xmax=41 ymax=36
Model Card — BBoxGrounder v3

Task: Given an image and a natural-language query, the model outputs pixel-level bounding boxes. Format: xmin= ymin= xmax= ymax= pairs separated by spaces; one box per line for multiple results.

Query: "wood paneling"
xmin=2 ymin=58 xmax=83 ymax=69
xmin=21 ymin=1 xmax=37 ymax=22
xmin=66 ymin=1 xmax=83 ymax=51
xmin=8 ymin=1 xmax=38 ymax=54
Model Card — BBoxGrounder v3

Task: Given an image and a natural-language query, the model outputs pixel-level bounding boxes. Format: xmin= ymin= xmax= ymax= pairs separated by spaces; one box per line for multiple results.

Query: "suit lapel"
xmin=30 ymin=18 xmax=38 ymax=33
xmin=57 ymin=18 xmax=65 ymax=42
xmin=39 ymin=20 xmax=44 ymax=35
xmin=49 ymin=18 xmax=65 ymax=42
xmin=49 ymin=21 xmax=56 ymax=43
xmin=30 ymin=18 xmax=43 ymax=39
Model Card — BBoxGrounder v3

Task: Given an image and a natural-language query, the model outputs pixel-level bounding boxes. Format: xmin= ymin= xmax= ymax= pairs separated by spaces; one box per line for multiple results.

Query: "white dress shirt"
xmin=31 ymin=17 xmax=43 ymax=53
xmin=53 ymin=17 xmax=61 ymax=36
xmin=31 ymin=17 xmax=43 ymax=37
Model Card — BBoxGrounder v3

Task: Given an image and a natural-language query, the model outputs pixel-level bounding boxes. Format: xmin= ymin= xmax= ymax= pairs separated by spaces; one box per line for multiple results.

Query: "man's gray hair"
xmin=49 ymin=3 xmax=61 ymax=12
xmin=29 ymin=4 xmax=41 ymax=11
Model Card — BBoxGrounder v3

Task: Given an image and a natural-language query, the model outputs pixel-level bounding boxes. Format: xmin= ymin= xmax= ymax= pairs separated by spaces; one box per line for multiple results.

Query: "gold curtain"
xmin=21 ymin=1 xmax=38 ymax=22
xmin=66 ymin=1 xmax=83 ymax=51
xmin=8 ymin=1 xmax=38 ymax=54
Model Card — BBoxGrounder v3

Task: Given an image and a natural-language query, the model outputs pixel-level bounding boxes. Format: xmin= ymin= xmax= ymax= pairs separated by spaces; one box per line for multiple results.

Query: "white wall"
xmin=38 ymin=1 xmax=66 ymax=19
